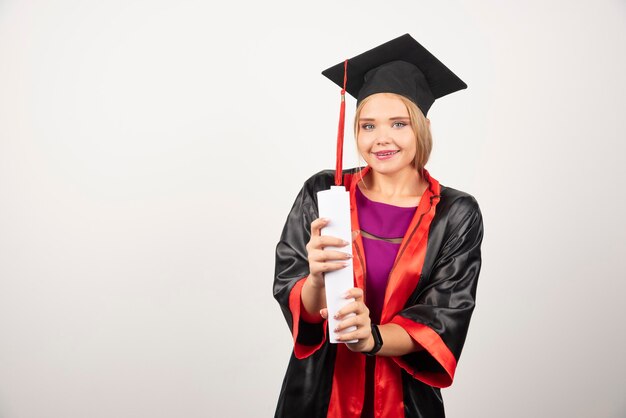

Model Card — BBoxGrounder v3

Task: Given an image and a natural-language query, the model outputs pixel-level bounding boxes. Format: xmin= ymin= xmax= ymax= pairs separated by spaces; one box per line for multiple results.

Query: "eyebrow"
xmin=359 ymin=116 xmax=410 ymax=121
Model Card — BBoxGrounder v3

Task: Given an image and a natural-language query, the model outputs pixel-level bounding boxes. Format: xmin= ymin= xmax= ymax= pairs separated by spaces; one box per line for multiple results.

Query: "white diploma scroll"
xmin=317 ymin=185 xmax=358 ymax=344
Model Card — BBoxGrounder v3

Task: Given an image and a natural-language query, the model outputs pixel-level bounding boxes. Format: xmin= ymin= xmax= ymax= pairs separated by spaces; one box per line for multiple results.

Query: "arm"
xmin=300 ymin=220 xmax=355 ymax=322
xmin=361 ymin=323 xmax=424 ymax=356
xmin=300 ymin=277 xmax=326 ymax=323
xmin=274 ymin=180 xmax=353 ymax=358
xmin=274 ymin=183 xmax=326 ymax=358
xmin=389 ymin=198 xmax=484 ymax=387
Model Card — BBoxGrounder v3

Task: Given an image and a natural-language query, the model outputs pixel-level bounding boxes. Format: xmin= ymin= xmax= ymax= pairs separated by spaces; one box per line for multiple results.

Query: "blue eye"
xmin=393 ymin=121 xmax=407 ymax=128
xmin=361 ymin=123 xmax=374 ymax=130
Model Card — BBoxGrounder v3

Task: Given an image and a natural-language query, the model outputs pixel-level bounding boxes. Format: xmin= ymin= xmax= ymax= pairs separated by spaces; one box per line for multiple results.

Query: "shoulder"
xmin=439 ymin=184 xmax=480 ymax=212
xmin=436 ymin=184 xmax=483 ymax=234
xmin=302 ymin=169 xmax=334 ymax=192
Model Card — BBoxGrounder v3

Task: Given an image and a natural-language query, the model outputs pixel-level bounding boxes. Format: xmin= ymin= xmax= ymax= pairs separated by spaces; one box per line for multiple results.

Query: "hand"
xmin=320 ymin=288 xmax=375 ymax=353
xmin=305 ymin=218 xmax=354 ymax=288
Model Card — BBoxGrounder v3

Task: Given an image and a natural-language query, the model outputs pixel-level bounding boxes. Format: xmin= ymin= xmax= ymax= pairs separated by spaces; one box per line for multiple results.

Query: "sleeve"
xmin=273 ymin=182 xmax=328 ymax=359
xmin=389 ymin=197 xmax=484 ymax=388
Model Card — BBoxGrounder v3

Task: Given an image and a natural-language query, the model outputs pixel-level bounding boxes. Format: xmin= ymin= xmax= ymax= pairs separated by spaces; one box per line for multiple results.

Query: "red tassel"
xmin=335 ymin=59 xmax=348 ymax=186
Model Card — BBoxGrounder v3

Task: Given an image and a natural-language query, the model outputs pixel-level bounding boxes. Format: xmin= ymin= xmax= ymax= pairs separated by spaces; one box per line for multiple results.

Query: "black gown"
xmin=273 ymin=166 xmax=484 ymax=418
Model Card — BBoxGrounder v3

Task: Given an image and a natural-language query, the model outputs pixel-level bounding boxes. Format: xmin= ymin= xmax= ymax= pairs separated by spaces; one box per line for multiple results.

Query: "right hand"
xmin=306 ymin=217 xmax=353 ymax=288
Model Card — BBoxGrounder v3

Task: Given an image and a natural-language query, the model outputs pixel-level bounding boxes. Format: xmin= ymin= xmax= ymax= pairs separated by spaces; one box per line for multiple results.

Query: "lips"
xmin=372 ymin=150 xmax=400 ymax=161
xmin=373 ymin=150 xmax=399 ymax=156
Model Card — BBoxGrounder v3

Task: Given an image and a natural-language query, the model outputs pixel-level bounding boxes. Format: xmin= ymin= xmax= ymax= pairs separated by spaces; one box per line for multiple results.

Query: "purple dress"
xmin=356 ymin=185 xmax=418 ymax=323
xmin=356 ymin=185 xmax=418 ymax=418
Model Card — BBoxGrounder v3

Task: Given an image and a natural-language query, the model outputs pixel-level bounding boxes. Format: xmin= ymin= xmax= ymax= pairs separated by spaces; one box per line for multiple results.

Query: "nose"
xmin=375 ymin=132 xmax=391 ymax=145
xmin=375 ymin=124 xmax=393 ymax=145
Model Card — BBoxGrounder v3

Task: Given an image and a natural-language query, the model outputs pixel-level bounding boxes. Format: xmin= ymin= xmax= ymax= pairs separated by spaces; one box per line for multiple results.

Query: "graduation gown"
xmin=273 ymin=165 xmax=484 ymax=418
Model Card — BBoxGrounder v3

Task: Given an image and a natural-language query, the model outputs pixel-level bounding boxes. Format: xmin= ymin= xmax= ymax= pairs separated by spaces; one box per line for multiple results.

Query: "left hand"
xmin=320 ymin=287 xmax=374 ymax=353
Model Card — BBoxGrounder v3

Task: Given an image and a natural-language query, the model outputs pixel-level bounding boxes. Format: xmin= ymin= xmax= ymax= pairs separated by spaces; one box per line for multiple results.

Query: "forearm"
xmin=364 ymin=323 xmax=424 ymax=357
xmin=300 ymin=275 xmax=327 ymax=319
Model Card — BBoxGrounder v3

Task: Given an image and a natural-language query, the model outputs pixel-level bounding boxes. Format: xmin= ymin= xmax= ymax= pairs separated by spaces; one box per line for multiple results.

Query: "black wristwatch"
xmin=364 ymin=324 xmax=383 ymax=356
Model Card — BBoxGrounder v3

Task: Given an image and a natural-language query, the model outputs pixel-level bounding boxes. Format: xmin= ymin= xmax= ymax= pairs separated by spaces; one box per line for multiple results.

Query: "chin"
xmin=368 ymin=163 xmax=406 ymax=176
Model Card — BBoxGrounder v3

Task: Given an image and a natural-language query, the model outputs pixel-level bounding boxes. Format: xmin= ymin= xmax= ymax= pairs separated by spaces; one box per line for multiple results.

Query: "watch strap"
xmin=364 ymin=324 xmax=383 ymax=356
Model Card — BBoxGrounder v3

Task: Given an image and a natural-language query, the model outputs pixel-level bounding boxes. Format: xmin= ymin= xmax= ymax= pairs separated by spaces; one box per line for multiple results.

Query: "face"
xmin=357 ymin=93 xmax=417 ymax=176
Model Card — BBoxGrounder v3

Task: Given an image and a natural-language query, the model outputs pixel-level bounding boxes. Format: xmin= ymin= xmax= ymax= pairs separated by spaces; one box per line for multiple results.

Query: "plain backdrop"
xmin=1 ymin=1 xmax=625 ymax=417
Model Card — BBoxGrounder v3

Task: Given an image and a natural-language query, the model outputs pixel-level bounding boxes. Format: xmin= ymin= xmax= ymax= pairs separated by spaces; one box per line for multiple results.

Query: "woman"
xmin=273 ymin=34 xmax=484 ymax=418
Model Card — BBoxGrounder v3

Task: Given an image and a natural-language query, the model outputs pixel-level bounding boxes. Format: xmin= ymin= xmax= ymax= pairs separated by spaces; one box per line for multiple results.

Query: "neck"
xmin=365 ymin=166 xmax=426 ymax=199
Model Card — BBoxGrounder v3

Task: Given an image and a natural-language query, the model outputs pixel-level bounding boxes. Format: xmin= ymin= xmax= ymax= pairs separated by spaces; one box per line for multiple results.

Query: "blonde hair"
xmin=353 ymin=93 xmax=432 ymax=175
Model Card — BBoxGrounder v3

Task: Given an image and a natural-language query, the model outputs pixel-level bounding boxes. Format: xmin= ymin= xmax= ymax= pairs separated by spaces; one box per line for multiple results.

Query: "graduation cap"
xmin=321 ymin=34 xmax=467 ymax=186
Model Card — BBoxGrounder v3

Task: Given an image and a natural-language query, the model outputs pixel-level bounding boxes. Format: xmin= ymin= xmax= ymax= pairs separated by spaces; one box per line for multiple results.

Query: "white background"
xmin=1 ymin=1 xmax=625 ymax=417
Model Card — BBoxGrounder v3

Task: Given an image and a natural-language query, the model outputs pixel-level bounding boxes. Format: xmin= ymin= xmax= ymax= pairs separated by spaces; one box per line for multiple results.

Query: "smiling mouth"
xmin=373 ymin=150 xmax=399 ymax=156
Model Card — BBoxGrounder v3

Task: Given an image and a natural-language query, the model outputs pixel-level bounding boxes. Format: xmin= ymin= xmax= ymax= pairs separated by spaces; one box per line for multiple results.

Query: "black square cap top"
xmin=321 ymin=34 xmax=467 ymax=116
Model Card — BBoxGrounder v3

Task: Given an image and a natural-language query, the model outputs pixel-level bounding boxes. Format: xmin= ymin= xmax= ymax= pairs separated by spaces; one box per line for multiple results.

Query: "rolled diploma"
xmin=317 ymin=186 xmax=357 ymax=344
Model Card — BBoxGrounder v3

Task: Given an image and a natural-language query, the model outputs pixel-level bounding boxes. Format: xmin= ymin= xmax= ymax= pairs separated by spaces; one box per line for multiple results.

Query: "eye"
xmin=361 ymin=123 xmax=375 ymax=131
xmin=392 ymin=121 xmax=408 ymax=128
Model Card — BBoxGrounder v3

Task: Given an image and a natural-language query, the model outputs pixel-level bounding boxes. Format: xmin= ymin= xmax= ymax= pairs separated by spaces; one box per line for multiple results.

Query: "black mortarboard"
xmin=322 ymin=33 xmax=467 ymax=116
xmin=321 ymin=34 xmax=467 ymax=187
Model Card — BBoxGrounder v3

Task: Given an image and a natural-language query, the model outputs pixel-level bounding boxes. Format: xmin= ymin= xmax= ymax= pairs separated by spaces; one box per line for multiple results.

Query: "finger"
xmin=318 ymin=235 xmax=350 ymax=249
xmin=309 ymin=248 xmax=350 ymax=262
xmin=312 ymin=261 xmax=349 ymax=276
xmin=336 ymin=328 xmax=370 ymax=343
xmin=334 ymin=301 xmax=366 ymax=319
xmin=310 ymin=218 xmax=330 ymax=236
xmin=334 ymin=302 xmax=356 ymax=319
xmin=309 ymin=248 xmax=327 ymax=262
xmin=344 ymin=287 xmax=364 ymax=302
xmin=319 ymin=308 xmax=328 ymax=319
xmin=309 ymin=235 xmax=348 ymax=252
xmin=314 ymin=249 xmax=352 ymax=262
xmin=334 ymin=314 xmax=366 ymax=332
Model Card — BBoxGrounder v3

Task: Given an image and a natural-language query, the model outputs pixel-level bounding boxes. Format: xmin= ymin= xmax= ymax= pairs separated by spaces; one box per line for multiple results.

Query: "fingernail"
xmin=321 ymin=218 xmax=329 ymax=222
xmin=342 ymin=240 xmax=349 ymax=246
